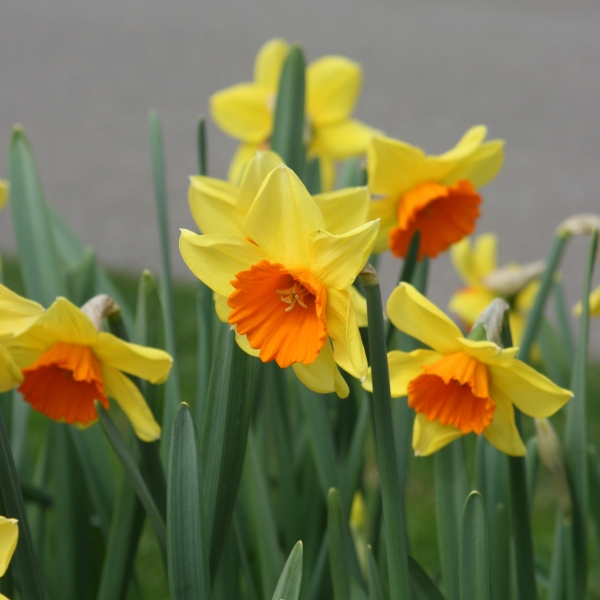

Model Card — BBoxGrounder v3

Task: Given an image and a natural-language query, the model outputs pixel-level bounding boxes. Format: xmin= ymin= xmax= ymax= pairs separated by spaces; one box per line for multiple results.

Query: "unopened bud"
xmin=358 ymin=263 xmax=379 ymax=288
xmin=81 ymin=294 xmax=121 ymax=332
xmin=482 ymin=261 xmax=545 ymax=297
xmin=535 ymin=418 xmax=572 ymax=519
xmin=350 ymin=491 xmax=366 ymax=532
xmin=471 ymin=298 xmax=510 ymax=347
xmin=556 ymin=213 xmax=600 ymax=237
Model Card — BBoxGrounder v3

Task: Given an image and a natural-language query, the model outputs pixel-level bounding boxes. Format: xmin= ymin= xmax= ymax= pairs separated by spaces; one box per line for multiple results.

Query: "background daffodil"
xmin=573 ymin=284 xmax=600 ymax=317
xmin=180 ymin=164 xmax=379 ymax=398
xmin=0 ymin=180 xmax=8 ymax=211
xmin=450 ymin=233 xmax=543 ymax=344
xmin=3 ymin=295 xmax=172 ymax=441
xmin=367 ymin=126 xmax=504 ymax=259
xmin=363 ymin=283 xmax=571 ymax=456
xmin=0 ymin=516 xmax=18 ymax=600
xmin=210 ymin=38 xmax=379 ymax=189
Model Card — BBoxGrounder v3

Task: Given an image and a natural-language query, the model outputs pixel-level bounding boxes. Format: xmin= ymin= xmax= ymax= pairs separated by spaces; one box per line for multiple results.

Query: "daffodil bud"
xmin=81 ymin=294 xmax=121 ymax=332
xmin=481 ymin=260 xmax=545 ymax=297
xmin=471 ymin=298 xmax=510 ymax=346
xmin=350 ymin=491 xmax=366 ymax=532
xmin=556 ymin=213 xmax=600 ymax=237
xmin=534 ymin=418 xmax=572 ymax=520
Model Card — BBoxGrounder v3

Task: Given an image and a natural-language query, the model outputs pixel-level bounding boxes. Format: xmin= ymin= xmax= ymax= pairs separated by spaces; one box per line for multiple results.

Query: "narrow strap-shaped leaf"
xmin=167 ymin=404 xmax=211 ymax=600
xmin=359 ymin=267 xmax=410 ymax=600
xmin=194 ymin=281 xmax=214 ymax=433
xmin=563 ymin=228 xmax=597 ymax=596
xmin=328 ymin=488 xmax=350 ymax=600
xmin=270 ymin=45 xmax=306 ymax=176
xmin=7 ymin=126 xmax=65 ymax=305
xmin=434 ymin=439 xmax=469 ymax=600
xmin=197 ymin=117 xmax=207 ymax=176
xmin=366 ymin=546 xmax=386 ymax=600
xmin=338 ymin=157 xmax=367 ymax=188
xmin=200 ymin=328 xmax=254 ymax=576
xmin=65 ymin=247 xmax=97 ymax=306
xmin=303 ymin=157 xmax=321 ymax=194
xmin=459 ymin=492 xmax=490 ymax=600
xmin=271 ymin=541 xmax=303 ymax=600
xmin=553 ymin=281 xmax=574 ymax=362
xmin=408 ymin=555 xmax=446 ymax=600
xmin=0 ymin=405 xmax=46 ymax=600
xmin=97 ymin=404 xmax=166 ymax=553
xmin=148 ymin=111 xmax=183 ymax=460
xmin=525 ymin=436 xmax=539 ymax=509
xmin=233 ymin=511 xmax=259 ymax=600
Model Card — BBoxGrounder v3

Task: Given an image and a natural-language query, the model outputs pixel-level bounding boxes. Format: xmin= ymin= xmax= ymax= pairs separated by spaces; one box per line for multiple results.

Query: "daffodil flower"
xmin=449 ymin=233 xmax=542 ymax=344
xmin=363 ymin=283 xmax=571 ymax=456
xmin=573 ymin=284 xmax=600 ymax=317
xmin=2 ymin=292 xmax=172 ymax=441
xmin=180 ymin=165 xmax=379 ymax=398
xmin=210 ymin=38 xmax=379 ymax=189
xmin=367 ymin=126 xmax=504 ymax=259
xmin=0 ymin=516 xmax=18 ymax=600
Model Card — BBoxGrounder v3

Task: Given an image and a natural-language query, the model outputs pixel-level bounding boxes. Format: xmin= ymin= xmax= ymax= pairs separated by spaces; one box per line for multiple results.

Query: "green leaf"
xmin=328 ymin=488 xmax=350 ymax=600
xmin=338 ymin=158 xmax=366 ymax=188
xmin=0 ymin=406 xmax=46 ymax=600
xmin=8 ymin=126 xmax=65 ymax=304
xmin=408 ymin=554 xmax=447 ymax=600
xmin=434 ymin=439 xmax=469 ymax=600
xmin=194 ymin=281 xmax=214 ymax=433
xmin=359 ymin=268 xmax=410 ymax=600
xmin=167 ymin=404 xmax=211 ymax=600
xmin=459 ymin=492 xmax=490 ymax=600
xmin=366 ymin=546 xmax=386 ymax=600
xmin=563 ymin=229 xmax=597 ymax=597
xmin=148 ymin=111 xmax=183 ymax=461
xmin=200 ymin=328 xmax=255 ymax=576
xmin=303 ymin=157 xmax=321 ymax=194
xmin=97 ymin=404 xmax=166 ymax=554
xmin=197 ymin=117 xmax=207 ymax=176
xmin=270 ymin=45 xmax=306 ymax=176
xmin=271 ymin=541 xmax=303 ymax=600
xmin=65 ymin=247 xmax=97 ymax=307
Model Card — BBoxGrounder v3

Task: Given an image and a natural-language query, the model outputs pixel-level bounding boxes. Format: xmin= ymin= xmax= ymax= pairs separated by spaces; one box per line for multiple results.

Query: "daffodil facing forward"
xmin=449 ymin=233 xmax=542 ymax=344
xmin=210 ymin=38 xmax=378 ymax=188
xmin=180 ymin=165 xmax=379 ymax=397
xmin=363 ymin=283 xmax=571 ymax=456
xmin=0 ymin=516 xmax=18 ymax=600
xmin=367 ymin=126 xmax=504 ymax=259
xmin=2 ymin=290 xmax=172 ymax=441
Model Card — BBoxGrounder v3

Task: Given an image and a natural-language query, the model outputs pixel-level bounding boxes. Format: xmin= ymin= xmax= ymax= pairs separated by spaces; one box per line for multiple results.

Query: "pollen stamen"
xmin=277 ymin=283 xmax=310 ymax=312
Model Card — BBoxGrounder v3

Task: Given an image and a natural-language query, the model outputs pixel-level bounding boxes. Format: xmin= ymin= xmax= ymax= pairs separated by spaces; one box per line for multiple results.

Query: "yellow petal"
xmin=8 ymin=298 xmax=99 ymax=360
xmin=308 ymin=220 xmax=380 ymax=291
xmin=362 ymin=348 xmax=440 ymax=396
xmin=210 ymin=83 xmax=272 ymax=144
xmin=488 ymin=360 xmax=572 ymax=418
xmin=0 ymin=344 xmax=23 ymax=393
xmin=412 ymin=413 xmax=462 ymax=456
xmin=482 ymin=394 xmax=526 ymax=456
xmin=188 ymin=176 xmax=244 ymax=237
xmin=386 ymin=283 xmax=463 ymax=354
xmin=0 ymin=516 xmax=18 ymax=577
xmin=307 ymin=56 xmax=362 ymax=126
xmin=179 ymin=230 xmax=268 ymax=297
xmin=368 ymin=195 xmax=398 ymax=253
xmin=254 ymin=38 xmax=290 ymax=91
xmin=93 ymin=334 xmax=172 ymax=384
xmin=312 ymin=119 xmax=379 ymax=160
xmin=573 ymin=284 xmax=600 ymax=317
xmin=451 ymin=234 xmax=497 ymax=286
xmin=443 ymin=139 xmax=504 ymax=189
xmin=0 ymin=180 xmax=8 ymax=211
xmin=0 ymin=284 xmax=44 ymax=338
xmin=292 ymin=341 xmax=349 ymax=398
xmin=348 ymin=286 xmax=367 ymax=328
xmin=236 ymin=150 xmax=283 ymax=214
xmin=245 ymin=165 xmax=324 ymax=268
xmin=438 ymin=125 xmax=488 ymax=162
xmin=514 ymin=279 xmax=539 ymax=313
xmin=448 ymin=287 xmax=497 ymax=328
xmin=214 ymin=293 xmax=230 ymax=323
xmin=318 ymin=155 xmax=336 ymax=193
xmin=326 ymin=288 xmax=367 ymax=379
xmin=234 ymin=331 xmax=260 ymax=357
xmin=313 ymin=187 xmax=370 ymax=235
xmin=102 ymin=366 xmax=161 ymax=442
xmin=228 ymin=143 xmax=261 ymax=185
xmin=457 ymin=339 xmax=517 ymax=365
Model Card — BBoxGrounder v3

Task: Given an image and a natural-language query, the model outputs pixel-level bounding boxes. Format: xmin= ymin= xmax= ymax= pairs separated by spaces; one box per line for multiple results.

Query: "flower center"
xmin=407 ymin=352 xmax=495 ymax=435
xmin=227 ymin=260 xmax=328 ymax=368
xmin=18 ymin=342 xmax=109 ymax=426
xmin=389 ymin=180 xmax=481 ymax=260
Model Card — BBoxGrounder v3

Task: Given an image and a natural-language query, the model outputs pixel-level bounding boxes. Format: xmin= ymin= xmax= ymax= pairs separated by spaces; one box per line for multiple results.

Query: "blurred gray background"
xmin=1 ymin=0 xmax=599 ymax=345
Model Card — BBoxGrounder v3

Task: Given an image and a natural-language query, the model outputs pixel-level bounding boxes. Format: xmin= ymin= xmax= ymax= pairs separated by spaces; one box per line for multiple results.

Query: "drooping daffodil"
xmin=180 ymin=164 xmax=380 ymax=397
xmin=210 ymin=38 xmax=379 ymax=189
xmin=367 ymin=126 xmax=504 ymax=259
xmin=450 ymin=233 xmax=543 ymax=344
xmin=363 ymin=283 xmax=571 ymax=456
xmin=0 ymin=516 xmax=18 ymax=600
xmin=1 ymin=289 xmax=172 ymax=441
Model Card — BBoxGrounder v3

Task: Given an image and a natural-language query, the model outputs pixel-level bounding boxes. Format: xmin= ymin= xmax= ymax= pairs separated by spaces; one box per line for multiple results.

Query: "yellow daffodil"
xmin=449 ymin=234 xmax=542 ymax=344
xmin=0 ymin=516 xmax=18 ymax=599
xmin=363 ymin=283 xmax=571 ymax=456
xmin=367 ymin=126 xmax=504 ymax=259
xmin=180 ymin=164 xmax=379 ymax=398
xmin=2 ymin=291 xmax=172 ymax=441
xmin=573 ymin=284 xmax=600 ymax=317
xmin=210 ymin=38 xmax=379 ymax=189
